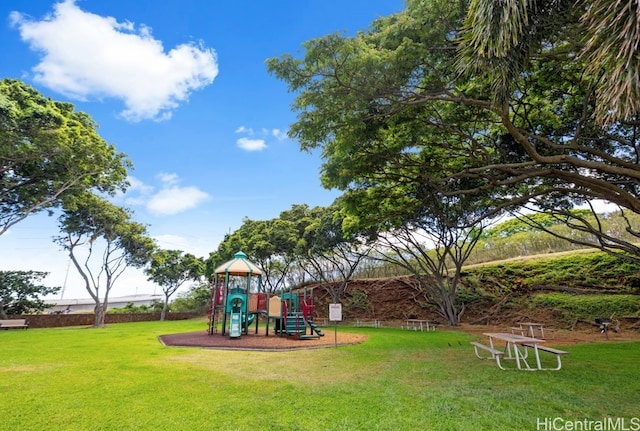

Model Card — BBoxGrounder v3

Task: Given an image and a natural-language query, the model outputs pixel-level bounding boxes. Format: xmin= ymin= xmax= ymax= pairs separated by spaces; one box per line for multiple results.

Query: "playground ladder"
xmin=210 ymin=306 xmax=222 ymax=334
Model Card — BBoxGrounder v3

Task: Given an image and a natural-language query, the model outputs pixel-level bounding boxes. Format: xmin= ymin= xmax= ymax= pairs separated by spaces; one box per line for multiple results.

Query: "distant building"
xmin=44 ymin=295 xmax=163 ymax=314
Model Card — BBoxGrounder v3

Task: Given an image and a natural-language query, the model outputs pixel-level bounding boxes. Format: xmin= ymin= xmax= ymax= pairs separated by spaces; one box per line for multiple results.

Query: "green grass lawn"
xmin=2 ymin=319 xmax=638 ymax=430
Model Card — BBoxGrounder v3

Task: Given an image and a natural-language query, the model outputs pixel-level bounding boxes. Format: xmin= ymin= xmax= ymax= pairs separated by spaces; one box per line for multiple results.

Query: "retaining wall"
xmin=15 ymin=312 xmax=199 ymax=328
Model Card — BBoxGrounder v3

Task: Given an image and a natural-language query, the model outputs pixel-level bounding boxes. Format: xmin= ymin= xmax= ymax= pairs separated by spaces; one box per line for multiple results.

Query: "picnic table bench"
xmin=0 ymin=319 xmax=29 ymax=330
xmin=521 ymin=343 xmax=569 ymax=371
xmin=403 ymin=319 xmax=435 ymax=331
xmin=470 ymin=341 xmax=506 ymax=369
xmin=354 ymin=319 xmax=382 ymax=328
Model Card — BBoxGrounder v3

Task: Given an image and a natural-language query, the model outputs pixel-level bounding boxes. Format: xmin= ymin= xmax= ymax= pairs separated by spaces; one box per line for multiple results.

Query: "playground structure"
xmin=208 ymin=251 xmax=324 ymax=340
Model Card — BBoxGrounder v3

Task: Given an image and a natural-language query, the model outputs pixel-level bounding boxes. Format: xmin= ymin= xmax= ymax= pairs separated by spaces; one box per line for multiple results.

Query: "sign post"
xmin=329 ymin=303 xmax=342 ymax=347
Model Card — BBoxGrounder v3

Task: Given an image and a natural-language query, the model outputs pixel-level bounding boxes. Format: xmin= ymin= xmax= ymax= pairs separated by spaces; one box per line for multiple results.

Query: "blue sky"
xmin=0 ymin=0 xmax=406 ymax=300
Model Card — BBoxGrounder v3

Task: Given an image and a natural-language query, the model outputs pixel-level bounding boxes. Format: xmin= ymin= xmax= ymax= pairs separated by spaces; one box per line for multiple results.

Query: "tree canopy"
xmin=211 ymin=218 xmax=291 ymax=293
xmin=459 ymin=0 xmax=640 ymax=125
xmin=0 ymin=270 xmax=60 ymax=318
xmin=295 ymin=202 xmax=373 ymax=304
xmin=267 ymin=0 xmax=640 ymax=260
xmin=0 ymin=79 xmax=130 ymax=236
xmin=210 ymin=204 xmax=317 ymax=292
xmin=146 ymin=249 xmax=203 ymax=320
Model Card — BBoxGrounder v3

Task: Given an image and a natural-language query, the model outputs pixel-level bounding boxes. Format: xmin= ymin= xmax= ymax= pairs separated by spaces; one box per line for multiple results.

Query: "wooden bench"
xmin=470 ymin=341 xmax=505 ymax=370
xmin=522 ymin=343 xmax=568 ymax=370
xmin=0 ymin=319 xmax=29 ymax=330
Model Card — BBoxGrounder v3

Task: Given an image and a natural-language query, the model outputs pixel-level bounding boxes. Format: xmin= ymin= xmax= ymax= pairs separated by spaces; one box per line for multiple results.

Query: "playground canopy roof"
xmin=215 ymin=251 xmax=262 ymax=276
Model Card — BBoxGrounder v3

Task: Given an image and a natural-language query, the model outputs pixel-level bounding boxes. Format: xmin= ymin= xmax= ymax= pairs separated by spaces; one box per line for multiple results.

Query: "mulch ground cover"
xmin=159 ymin=328 xmax=368 ymax=351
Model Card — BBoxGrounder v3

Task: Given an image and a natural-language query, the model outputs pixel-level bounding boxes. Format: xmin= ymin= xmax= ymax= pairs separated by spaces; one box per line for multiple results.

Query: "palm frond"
xmin=463 ymin=0 xmax=533 ymax=57
xmin=581 ymin=0 xmax=640 ymax=124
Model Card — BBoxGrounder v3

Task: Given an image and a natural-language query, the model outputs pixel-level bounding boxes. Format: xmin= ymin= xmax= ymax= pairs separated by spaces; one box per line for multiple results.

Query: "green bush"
xmin=531 ymin=293 xmax=640 ymax=319
xmin=463 ymin=251 xmax=640 ymax=295
xmin=170 ymin=283 xmax=210 ymax=314
xmin=107 ymin=300 xmax=164 ymax=314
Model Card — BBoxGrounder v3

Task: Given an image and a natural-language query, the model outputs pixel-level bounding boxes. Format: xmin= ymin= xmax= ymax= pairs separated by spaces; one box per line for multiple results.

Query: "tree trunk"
xmin=160 ymin=301 xmax=168 ymax=321
xmin=93 ymin=303 xmax=107 ymax=327
xmin=439 ymin=299 xmax=461 ymax=326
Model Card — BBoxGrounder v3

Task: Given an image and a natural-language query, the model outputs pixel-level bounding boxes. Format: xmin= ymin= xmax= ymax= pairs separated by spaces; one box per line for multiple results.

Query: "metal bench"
xmin=470 ymin=341 xmax=505 ymax=370
xmin=521 ymin=343 xmax=568 ymax=370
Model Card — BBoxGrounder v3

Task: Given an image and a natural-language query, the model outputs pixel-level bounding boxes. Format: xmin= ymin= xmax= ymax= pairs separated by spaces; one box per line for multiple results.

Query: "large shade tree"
xmin=55 ymin=193 xmax=156 ymax=327
xmin=146 ymin=249 xmax=204 ymax=320
xmin=338 ymin=163 xmax=494 ymax=326
xmin=0 ymin=79 xmax=129 ymax=236
xmin=267 ymin=0 xmax=640 ymax=262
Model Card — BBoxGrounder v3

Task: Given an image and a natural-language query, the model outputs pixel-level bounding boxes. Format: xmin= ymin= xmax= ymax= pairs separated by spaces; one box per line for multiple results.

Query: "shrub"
xmin=531 ymin=293 xmax=640 ymax=320
xmin=108 ymin=301 xmax=164 ymax=314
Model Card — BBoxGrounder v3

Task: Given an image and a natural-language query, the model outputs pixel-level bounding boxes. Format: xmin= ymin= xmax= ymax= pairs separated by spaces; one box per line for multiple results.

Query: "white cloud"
xmin=118 ymin=176 xmax=153 ymax=206
xmin=119 ymin=174 xmax=209 ymax=215
xmin=235 ymin=126 xmax=253 ymax=135
xmin=234 ymin=126 xmax=288 ymax=151
xmin=147 ymin=185 xmax=209 ymax=215
xmin=10 ymin=0 xmax=218 ymax=122
xmin=272 ymin=128 xmax=288 ymax=141
xmin=237 ymin=137 xmax=267 ymax=152
xmin=127 ymin=176 xmax=154 ymax=194
xmin=157 ymin=172 xmax=180 ymax=186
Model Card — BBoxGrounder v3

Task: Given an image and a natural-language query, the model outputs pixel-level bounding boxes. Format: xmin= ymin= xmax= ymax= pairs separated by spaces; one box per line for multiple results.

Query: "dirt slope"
xmin=306 ymin=276 xmax=640 ymax=344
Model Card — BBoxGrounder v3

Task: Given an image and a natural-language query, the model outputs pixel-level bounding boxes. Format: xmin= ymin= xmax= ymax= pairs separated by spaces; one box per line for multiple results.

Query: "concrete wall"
xmin=44 ymin=295 xmax=164 ymax=314
xmin=17 ymin=312 xmax=199 ymax=328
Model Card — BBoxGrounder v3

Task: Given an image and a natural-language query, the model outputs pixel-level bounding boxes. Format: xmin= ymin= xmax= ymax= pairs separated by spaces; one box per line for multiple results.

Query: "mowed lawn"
xmin=1 ymin=319 xmax=638 ymax=431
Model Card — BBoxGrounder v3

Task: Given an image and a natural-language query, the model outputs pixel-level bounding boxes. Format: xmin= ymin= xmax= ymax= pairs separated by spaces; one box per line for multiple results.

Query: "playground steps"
xmin=283 ymin=312 xmax=325 ymax=338
xmin=308 ymin=321 xmax=324 ymax=337
xmin=285 ymin=312 xmax=307 ymax=335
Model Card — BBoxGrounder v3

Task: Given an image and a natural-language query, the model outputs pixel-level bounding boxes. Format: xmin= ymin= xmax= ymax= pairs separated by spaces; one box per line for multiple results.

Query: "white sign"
xmin=329 ymin=303 xmax=342 ymax=322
